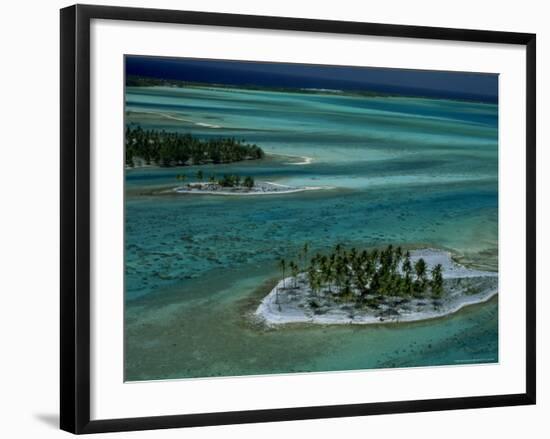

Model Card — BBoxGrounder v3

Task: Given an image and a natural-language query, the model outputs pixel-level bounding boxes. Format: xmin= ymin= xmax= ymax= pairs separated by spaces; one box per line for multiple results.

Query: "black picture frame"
xmin=60 ymin=4 xmax=536 ymax=434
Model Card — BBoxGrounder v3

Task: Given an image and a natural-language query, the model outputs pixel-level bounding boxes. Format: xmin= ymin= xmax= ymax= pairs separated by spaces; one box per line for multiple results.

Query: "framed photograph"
xmin=60 ymin=4 xmax=536 ymax=434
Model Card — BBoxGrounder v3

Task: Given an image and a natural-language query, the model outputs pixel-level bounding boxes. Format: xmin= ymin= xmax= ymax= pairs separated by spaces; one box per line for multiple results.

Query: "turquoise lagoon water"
xmin=124 ymin=86 xmax=498 ymax=381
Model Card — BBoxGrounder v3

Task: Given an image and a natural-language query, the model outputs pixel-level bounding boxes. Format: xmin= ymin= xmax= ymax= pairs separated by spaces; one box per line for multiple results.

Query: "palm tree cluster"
xmin=217 ymin=174 xmax=255 ymax=188
xmin=279 ymin=244 xmax=444 ymax=302
xmin=176 ymin=173 xmax=255 ymax=188
xmin=125 ymin=125 xmax=264 ymax=167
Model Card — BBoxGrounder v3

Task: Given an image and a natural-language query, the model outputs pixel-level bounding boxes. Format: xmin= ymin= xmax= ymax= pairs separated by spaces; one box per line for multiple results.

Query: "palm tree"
xmin=402 ymin=274 xmax=413 ymax=297
xmin=396 ymin=246 xmax=403 ymax=260
xmin=351 ymin=256 xmax=366 ymax=294
xmin=414 ymin=258 xmax=428 ymax=295
xmin=363 ymin=256 xmax=376 ymax=296
xmin=310 ymin=253 xmax=322 ymax=290
xmin=278 ymin=258 xmax=287 ymax=288
xmin=349 ymin=247 xmax=357 ymax=265
xmin=243 ymin=176 xmax=254 ymax=189
xmin=334 ymin=259 xmax=345 ymax=293
xmin=301 ymin=242 xmax=309 ymax=270
xmin=308 ymin=266 xmax=319 ymax=296
xmin=379 ymin=248 xmax=390 ymax=277
xmin=289 ymin=261 xmax=299 ymax=288
xmin=276 ymin=257 xmax=287 ymax=306
xmin=430 ymin=264 xmax=444 ymax=298
xmin=402 ymin=254 xmax=412 ymax=275
xmin=370 ymin=271 xmax=381 ymax=296
xmin=402 ymin=255 xmax=413 ymax=296
xmin=321 ymin=257 xmax=333 ymax=293
xmin=393 ymin=246 xmax=403 ymax=273
xmin=371 ymin=248 xmax=379 ymax=267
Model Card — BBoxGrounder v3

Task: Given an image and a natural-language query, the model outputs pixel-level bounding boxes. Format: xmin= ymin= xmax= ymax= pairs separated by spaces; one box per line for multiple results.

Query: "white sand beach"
xmin=174 ymin=181 xmax=330 ymax=196
xmin=287 ymin=155 xmax=314 ymax=165
xmin=266 ymin=152 xmax=314 ymax=165
xmin=129 ymin=110 xmax=222 ymax=128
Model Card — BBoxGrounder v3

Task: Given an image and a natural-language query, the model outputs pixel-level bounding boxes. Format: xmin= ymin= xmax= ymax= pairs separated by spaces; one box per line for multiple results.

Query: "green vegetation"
xmin=278 ymin=244 xmax=444 ymax=303
xmin=178 ymin=173 xmax=255 ymax=188
xmin=126 ymin=125 xmax=264 ymax=167
xmin=219 ymin=174 xmax=240 ymax=187
xmin=243 ymin=176 xmax=255 ymax=189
